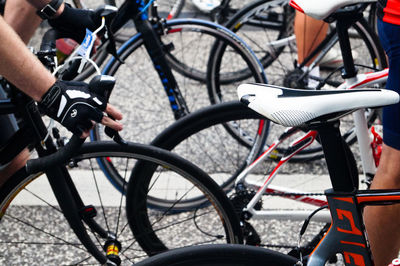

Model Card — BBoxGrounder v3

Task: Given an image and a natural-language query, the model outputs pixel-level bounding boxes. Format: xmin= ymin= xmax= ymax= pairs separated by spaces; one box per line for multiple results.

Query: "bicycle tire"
xmin=210 ymin=15 xmax=387 ymax=162
xmin=0 ymin=141 xmax=241 ymax=264
xmin=125 ymin=143 xmax=243 ymax=256
xmin=91 ymin=19 xmax=267 ymax=191
xmin=147 ymin=101 xmax=267 ymax=209
xmin=134 ymin=244 xmax=298 ymax=266
xmin=148 ymin=101 xmax=359 ymax=250
xmin=167 ymin=0 xmax=292 ymax=84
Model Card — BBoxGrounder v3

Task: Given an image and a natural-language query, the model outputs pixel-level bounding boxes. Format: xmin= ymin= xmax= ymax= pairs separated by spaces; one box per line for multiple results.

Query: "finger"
xmin=105 ymin=104 xmax=123 ymax=120
xmin=101 ymin=116 xmax=123 ymax=131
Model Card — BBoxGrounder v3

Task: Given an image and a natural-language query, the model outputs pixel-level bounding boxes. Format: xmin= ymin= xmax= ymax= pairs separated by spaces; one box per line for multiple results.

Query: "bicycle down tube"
xmin=109 ymin=0 xmax=189 ymax=119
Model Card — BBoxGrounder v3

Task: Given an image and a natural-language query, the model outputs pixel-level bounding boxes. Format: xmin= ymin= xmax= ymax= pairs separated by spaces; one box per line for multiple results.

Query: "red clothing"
xmin=378 ymin=0 xmax=400 ymax=25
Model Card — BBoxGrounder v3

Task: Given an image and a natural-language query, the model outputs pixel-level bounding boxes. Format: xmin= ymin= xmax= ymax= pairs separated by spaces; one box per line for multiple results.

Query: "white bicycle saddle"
xmin=237 ymin=83 xmax=399 ymax=127
xmin=289 ymin=0 xmax=376 ymax=20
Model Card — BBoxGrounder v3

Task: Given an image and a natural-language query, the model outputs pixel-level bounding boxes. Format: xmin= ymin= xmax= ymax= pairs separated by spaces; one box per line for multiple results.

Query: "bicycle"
xmin=84 ymin=0 xmax=268 ymax=191
xmin=147 ymin=0 xmax=386 ymax=210
xmin=210 ymin=0 xmax=386 ymax=162
xmin=138 ymin=0 xmax=390 ymax=252
xmin=145 ymin=0 xmax=248 ymax=23
xmin=0 ymin=18 xmax=242 ymax=264
xmin=32 ymin=0 xmax=270 ymax=197
xmin=131 ymin=68 xmax=400 ymax=266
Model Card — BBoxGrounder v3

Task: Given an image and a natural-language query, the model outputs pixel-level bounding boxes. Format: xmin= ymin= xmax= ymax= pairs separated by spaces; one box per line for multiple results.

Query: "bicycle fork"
xmin=44 ymin=163 xmax=121 ymax=265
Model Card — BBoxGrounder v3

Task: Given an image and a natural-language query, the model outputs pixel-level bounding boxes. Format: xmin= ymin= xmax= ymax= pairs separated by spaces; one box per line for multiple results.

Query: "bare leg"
xmin=294 ymin=11 xmax=329 ymax=66
xmin=4 ymin=0 xmax=42 ymax=44
xmin=1 ymin=4 xmax=46 ymax=186
xmin=0 ymin=149 xmax=30 ymax=187
xmin=364 ymin=144 xmax=400 ymax=266
xmin=1 ymin=2 xmax=39 ymax=185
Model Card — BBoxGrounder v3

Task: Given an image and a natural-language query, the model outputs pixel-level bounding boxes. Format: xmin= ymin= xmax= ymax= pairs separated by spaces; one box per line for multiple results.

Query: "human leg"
xmin=364 ymin=145 xmax=400 ymax=266
xmin=0 ymin=85 xmax=29 ymax=187
xmin=294 ymin=11 xmax=328 ymax=88
xmin=294 ymin=11 xmax=328 ymax=66
xmin=364 ymin=18 xmax=400 ymax=266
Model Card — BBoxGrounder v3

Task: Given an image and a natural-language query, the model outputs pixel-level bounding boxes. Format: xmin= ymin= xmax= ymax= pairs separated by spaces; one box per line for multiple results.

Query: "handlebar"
xmin=26 ymin=135 xmax=84 ymax=174
xmin=25 ymin=74 xmax=124 ymax=174
xmin=25 ymin=7 xmax=125 ymax=174
xmin=40 ymin=29 xmax=58 ymax=52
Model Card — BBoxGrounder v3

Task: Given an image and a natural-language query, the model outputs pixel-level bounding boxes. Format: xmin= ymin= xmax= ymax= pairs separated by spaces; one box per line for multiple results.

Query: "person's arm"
xmin=0 ymin=15 xmax=122 ymax=136
xmin=26 ymin=0 xmax=65 ymax=16
xmin=0 ymin=15 xmax=54 ymax=101
xmin=4 ymin=0 xmax=66 ymax=44
xmin=4 ymin=0 xmax=43 ymax=44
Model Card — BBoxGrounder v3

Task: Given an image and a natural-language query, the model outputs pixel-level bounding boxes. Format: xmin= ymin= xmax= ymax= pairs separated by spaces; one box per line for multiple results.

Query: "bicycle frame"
xmin=306 ymin=188 xmax=400 ymax=266
xmin=107 ymin=0 xmax=189 ymax=119
xmin=234 ymin=4 xmax=389 ymax=224
xmin=233 ymin=67 xmax=387 ymax=223
xmin=305 ymin=121 xmax=400 ymax=266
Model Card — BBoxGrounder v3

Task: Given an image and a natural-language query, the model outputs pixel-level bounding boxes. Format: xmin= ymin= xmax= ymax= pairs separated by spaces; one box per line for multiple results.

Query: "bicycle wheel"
xmin=0 ymin=141 xmax=241 ymax=264
xmin=148 ymin=0 xmax=185 ymax=20
xmin=169 ymin=0 xmax=292 ymax=83
xmin=92 ymin=19 xmax=267 ymax=190
xmin=134 ymin=244 xmax=298 ymax=266
xmin=211 ymin=15 xmax=387 ymax=161
xmin=147 ymin=101 xmax=267 ymax=209
xmin=125 ymin=142 xmax=243 ymax=256
xmin=218 ymin=0 xmax=295 ymax=84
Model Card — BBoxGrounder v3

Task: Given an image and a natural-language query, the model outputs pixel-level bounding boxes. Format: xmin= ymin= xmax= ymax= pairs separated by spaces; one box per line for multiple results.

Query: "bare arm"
xmin=4 ymin=0 xmax=42 ymax=44
xmin=0 ymin=15 xmax=55 ymax=101
xmin=4 ymin=0 xmax=65 ymax=44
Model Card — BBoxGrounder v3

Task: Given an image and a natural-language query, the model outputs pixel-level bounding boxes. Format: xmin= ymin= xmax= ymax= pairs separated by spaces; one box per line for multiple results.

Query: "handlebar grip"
xmin=40 ymin=29 xmax=58 ymax=52
xmin=26 ymin=135 xmax=85 ymax=174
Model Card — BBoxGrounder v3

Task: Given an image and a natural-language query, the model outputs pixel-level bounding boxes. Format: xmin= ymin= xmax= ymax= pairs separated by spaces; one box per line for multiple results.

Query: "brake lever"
xmin=97 ymin=5 xmax=124 ymax=64
xmin=105 ymin=24 xmax=124 ymax=64
xmin=88 ymin=75 xmax=127 ymax=145
xmin=104 ymin=115 xmax=128 ymax=145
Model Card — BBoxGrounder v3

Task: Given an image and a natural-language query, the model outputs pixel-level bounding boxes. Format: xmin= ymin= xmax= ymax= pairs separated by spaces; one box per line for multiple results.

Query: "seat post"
xmin=335 ymin=11 xmax=363 ymax=79
xmin=314 ymin=121 xmax=357 ymax=192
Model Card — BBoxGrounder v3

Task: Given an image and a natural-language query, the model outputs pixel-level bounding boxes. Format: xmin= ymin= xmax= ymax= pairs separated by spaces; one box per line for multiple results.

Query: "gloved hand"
xmin=48 ymin=4 xmax=102 ymax=43
xmin=38 ymin=79 xmax=106 ymax=136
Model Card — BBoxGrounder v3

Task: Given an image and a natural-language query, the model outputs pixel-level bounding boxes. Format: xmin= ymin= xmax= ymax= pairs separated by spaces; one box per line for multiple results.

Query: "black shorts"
xmin=0 ymin=86 xmax=18 ymax=150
